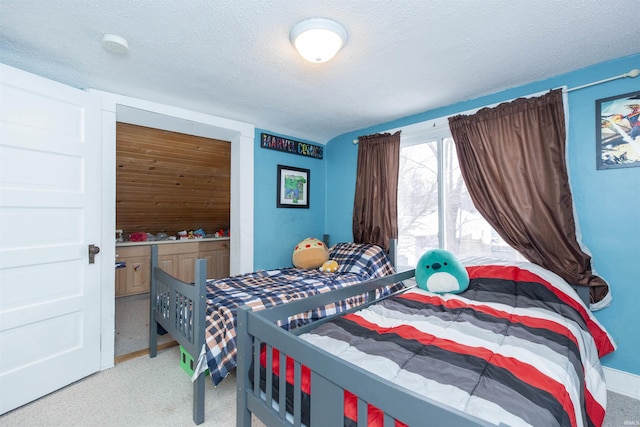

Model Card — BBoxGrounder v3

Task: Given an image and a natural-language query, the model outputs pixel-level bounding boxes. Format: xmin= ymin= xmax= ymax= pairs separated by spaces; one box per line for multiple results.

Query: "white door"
xmin=0 ymin=64 xmax=102 ymax=414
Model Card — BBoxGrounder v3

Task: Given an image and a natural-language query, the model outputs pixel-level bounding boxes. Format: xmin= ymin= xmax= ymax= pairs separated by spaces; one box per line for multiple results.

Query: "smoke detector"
xmin=102 ymin=34 xmax=129 ymax=54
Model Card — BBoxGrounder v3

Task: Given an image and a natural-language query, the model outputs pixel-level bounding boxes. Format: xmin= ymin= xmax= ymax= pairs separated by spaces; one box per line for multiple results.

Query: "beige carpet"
xmin=115 ymin=293 xmax=173 ymax=357
xmin=0 ymin=345 xmax=265 ymax=427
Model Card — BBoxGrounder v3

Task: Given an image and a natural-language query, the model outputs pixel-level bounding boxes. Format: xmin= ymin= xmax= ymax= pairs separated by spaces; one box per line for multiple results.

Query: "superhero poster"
xmin=277 ymin=165 xmax=309 ymax=208
xmin=596 ymin=90 xmax=640 ymax=169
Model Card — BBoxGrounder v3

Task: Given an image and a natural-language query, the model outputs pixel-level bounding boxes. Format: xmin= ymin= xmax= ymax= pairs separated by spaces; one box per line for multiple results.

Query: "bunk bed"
xmin=235 ymin=261 xmax=616 ymax=427
xmin=148 ymin=240 xmax=403 ymax=425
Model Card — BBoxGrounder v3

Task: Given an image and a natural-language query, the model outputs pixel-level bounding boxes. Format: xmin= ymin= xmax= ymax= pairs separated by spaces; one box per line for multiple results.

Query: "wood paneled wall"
xmin=116 ymin=123 xmax=231 ymax=238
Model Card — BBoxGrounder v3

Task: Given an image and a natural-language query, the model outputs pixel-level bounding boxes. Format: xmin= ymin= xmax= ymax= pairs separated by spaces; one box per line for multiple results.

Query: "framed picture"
xmin=596 ymin=90 xmax=640 ymax=170
xmin=277 ymin=165 xmax=309 ymax=208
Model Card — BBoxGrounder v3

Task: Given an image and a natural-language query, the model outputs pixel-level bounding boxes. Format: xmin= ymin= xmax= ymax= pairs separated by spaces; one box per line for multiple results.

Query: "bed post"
xmin=389 ymin=238 xmax=398 ymax=269
xmin=236 ymin=305 xmax=252 ymax=427
xmin=192 ymin=259 xmax=207 ymax=425
xmin=149 ymin=245 xmax=159 ymax=358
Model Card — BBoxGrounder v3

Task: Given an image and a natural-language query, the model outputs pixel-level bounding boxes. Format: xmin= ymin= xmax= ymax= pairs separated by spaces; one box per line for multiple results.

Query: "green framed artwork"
xmin=277 ymin=165 xmax=309 ymax=208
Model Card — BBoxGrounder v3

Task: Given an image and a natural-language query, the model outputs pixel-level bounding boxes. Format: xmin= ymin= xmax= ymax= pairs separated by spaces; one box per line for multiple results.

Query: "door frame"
xmin=94 ymin=90 xmax=255 ymax=369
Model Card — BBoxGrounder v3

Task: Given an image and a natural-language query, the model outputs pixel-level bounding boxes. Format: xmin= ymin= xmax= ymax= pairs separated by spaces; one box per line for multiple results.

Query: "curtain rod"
xmin=565 ymin=68 xmax=639 ymax=92
xmin=353 ymin=68 xmax=639 ymax=143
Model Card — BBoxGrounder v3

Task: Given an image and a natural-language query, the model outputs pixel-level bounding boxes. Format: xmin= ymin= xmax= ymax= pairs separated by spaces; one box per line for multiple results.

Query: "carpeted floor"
xmin=115 ymin=293 xmax=174 ymax=358
xmin=0 ymin=345 xmax=266 ymax=426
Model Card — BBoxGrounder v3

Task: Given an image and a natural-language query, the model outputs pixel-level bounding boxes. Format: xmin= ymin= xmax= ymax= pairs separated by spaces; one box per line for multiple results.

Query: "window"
xmin=396 ymin=123 xmax=524 ymax=268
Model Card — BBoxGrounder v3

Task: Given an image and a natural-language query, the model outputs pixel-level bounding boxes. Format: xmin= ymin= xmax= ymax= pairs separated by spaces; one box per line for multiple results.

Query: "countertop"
xmin=116 ymin=237 xmax=230 ymax=247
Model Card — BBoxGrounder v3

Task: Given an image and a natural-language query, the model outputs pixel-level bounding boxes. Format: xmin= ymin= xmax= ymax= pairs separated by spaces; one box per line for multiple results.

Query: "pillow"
xmin=329 ymin=242 xmax=394 ymax=278
xmin=292 ymin=237 xmax=329 ymax=269
xmin=415 ymin=249 xmax=469 ymax=293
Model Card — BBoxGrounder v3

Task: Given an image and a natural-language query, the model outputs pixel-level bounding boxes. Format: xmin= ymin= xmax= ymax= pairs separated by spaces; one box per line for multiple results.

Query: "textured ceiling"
xmin=1 ymin=0 xmax=639 ymax=143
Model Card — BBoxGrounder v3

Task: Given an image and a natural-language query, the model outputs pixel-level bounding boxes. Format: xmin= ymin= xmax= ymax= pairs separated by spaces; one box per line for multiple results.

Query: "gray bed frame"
xmin=149 ymin=240 xmax=591 ymax=426
xmin=235 ymin=267 xmax=501 ymax=427
xmin=148 ymin=239 xmax=402 ymax=425
xmin=235 ymin=260 xmax=592 ymax=426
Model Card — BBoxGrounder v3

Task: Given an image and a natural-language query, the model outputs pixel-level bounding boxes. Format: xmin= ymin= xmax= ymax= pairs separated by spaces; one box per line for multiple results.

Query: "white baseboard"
xmin=604 ymin=367 xmax=640 ymax=400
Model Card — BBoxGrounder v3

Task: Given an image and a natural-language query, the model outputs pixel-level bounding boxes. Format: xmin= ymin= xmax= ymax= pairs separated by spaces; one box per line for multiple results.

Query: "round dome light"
xmin=290 ymin=18 xmax=347 ymax=63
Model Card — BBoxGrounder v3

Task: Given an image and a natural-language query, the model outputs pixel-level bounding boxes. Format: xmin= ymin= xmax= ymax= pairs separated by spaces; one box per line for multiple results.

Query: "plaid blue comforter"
xmin=203 ymin=242 xmax=400 ymax=385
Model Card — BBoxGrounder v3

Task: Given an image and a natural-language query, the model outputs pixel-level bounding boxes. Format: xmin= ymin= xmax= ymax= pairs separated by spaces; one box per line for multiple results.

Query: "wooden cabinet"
xmin=158 ymin=242 xmax=199 ymax=283
xmin=115 ymin=239 xmax=230 ymax=296
xmin=199 ymin=240 xmax=230 ymax=279
xmin=115 ymin=246 xmax=151 ymax=297
xmin=215 ymin=246 xmax=230 ymax=279
xmin=157 ymin=254 xmax=177 ymax=278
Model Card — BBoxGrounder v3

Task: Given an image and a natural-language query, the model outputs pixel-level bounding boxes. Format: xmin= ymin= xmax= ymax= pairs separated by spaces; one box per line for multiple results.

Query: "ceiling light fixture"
xmin=290 ymin=18 xmax=347 ymax=63
xmin=102 ymin=34 xmax=129 ymax=54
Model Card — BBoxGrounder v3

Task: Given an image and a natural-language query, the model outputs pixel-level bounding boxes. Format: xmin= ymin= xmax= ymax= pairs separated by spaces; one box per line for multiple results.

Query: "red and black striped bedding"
xmin=261 ymin=263 xmax=615 ymax=427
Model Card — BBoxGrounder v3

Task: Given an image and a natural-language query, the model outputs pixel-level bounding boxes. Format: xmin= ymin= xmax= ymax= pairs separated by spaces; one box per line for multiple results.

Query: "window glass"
xmin=397 ymin=140 xmax=438 ymax=267
xmin=397 ymin=134 xmax=524 ymax=268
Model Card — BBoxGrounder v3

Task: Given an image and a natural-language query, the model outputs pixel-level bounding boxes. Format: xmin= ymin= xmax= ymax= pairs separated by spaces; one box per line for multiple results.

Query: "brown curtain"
xmin=352 ymin=132 xmax=401 ymax=252
xmin=448 ymin=89 xmax=609 ymax=304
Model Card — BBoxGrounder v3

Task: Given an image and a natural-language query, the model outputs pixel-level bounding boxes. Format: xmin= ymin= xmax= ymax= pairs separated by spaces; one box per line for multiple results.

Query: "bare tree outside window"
xmin=397 ymin=140 xmax=438 ymax=267
xmin=397 ymin=135 xmax=524 ymax=269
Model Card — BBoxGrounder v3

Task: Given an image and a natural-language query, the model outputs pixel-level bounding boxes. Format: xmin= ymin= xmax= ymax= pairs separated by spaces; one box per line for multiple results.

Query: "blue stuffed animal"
xmin=415 ymin=249 xmax=469 ymax=294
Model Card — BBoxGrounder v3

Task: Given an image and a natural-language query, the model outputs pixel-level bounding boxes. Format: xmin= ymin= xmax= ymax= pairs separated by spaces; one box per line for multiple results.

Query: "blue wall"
xmin=565 ymin=57 xmax=640 ymax=377
xmin=324 ymin=54 xmax=640 ymax=376
xmin=253 ymin=129 xmax=326 ymax=270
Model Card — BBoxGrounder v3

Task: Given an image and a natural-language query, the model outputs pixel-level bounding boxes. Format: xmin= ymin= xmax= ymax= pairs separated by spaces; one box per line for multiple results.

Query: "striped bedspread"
xmin=202 ymin=242 xmax=400 ymax=385
xmin=300 ymin=262 xmax=616 ymax=427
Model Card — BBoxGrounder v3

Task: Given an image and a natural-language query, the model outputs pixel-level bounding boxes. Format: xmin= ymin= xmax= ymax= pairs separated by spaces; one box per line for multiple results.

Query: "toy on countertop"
xmin=128 ymin=231 xmax=147 ymax=242
xmin=292 ymin=237 xmax=329 ymax=269
xmin=319 ymin=260 xmax=339 ymax=272
xmin=193 ymin=229 xmax=205 ymax=239
xmin=415 ymin=249 xmax=469 ymax=294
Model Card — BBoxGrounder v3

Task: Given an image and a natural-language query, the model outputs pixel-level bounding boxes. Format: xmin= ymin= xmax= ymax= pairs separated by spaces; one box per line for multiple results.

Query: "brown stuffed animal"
xmin=292 ymin=237 xmax=329 ymax=269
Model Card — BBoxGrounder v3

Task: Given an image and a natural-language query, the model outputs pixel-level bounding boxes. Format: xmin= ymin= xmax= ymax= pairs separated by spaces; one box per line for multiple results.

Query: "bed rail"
xmin=236 ymin=269 xmax=497 ymax=427
xmin=259 ymin=268 xmax=415 ymax=335
xmin=149 ymin=245 xmax=207 ymax=425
